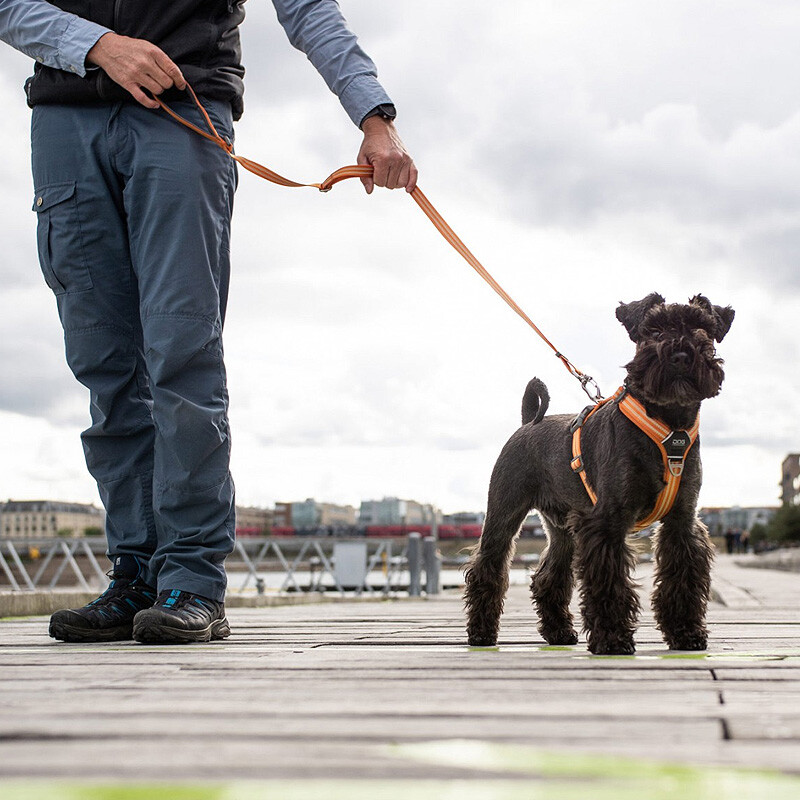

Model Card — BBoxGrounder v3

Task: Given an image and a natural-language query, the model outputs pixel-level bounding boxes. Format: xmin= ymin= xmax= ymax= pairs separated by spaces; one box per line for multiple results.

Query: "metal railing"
xmin=1 ymin=535 xmax=441 ymax=596
xmin=232 ymin=537 xmax=411 ymax=595
xmin=0 ymin=538 xmax=107 ymax=592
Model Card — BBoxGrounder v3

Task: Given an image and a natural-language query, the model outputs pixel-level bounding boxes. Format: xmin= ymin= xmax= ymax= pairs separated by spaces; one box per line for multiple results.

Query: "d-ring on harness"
xmin=570 ymin=387 xmax=700 ymax=531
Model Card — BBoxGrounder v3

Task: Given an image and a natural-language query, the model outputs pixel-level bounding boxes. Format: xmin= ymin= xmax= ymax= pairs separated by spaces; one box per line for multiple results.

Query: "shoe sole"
xmin=132 ymin=616 xmax=231 ymax=645
xmin=49 ymin=620 xmax=133 ymax=643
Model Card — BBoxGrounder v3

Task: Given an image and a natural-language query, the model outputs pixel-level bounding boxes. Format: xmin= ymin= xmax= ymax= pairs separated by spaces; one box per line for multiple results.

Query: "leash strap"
xmin=570 ymin=388 xmax=699 ymax=531
xmin=153 ymin=85 xmax=603 ymax=402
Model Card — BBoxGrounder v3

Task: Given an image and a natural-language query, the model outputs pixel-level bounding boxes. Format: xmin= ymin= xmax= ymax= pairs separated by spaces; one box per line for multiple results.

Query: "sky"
xmin=0 ymin=0 xmax=798 ymax=515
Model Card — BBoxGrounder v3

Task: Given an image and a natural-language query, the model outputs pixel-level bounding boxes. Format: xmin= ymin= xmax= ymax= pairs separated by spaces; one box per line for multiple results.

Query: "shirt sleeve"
xmin=271 ymin=0 xmax=393 ymax=127
xmin=0 ymin=0 xmax=110 ymax=77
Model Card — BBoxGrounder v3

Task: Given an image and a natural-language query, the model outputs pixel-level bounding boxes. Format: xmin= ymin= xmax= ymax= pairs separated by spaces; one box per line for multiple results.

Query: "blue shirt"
xmin=0 ymin=0 xmax=392 ymax=126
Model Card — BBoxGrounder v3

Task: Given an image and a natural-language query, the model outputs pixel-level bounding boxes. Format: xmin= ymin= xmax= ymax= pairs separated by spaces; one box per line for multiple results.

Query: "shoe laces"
xmin=156 ymin=589 xmax=216 ymax=612
xmin=89 ymin=575 xmax=155 ymax=609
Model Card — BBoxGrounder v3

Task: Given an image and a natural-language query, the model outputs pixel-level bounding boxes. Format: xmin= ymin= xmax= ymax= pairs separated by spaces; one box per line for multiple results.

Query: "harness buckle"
xmin=571 ymin=455 xmax=584 ymax=473
xmin=570 ymin=405 xmax=595 ymax=434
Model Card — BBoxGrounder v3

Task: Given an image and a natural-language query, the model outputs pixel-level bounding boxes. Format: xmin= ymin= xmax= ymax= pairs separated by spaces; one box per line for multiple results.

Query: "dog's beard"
xmin=625 ymin=339 xmax=725 ymax=406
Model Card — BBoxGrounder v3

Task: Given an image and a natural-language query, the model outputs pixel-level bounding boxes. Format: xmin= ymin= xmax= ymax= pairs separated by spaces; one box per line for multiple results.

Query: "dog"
xmin=464 ymin=293 xmax=735 ymax=655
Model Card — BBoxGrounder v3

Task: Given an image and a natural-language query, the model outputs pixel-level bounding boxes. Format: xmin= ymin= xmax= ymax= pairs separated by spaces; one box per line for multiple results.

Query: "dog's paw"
xmin=588 ymin=634 xmax=636 ymax=656
xmin=467 ymin=621 xmax=499 ymax=647
xmin=542 ymin=627 xmax=579 ymax=646
xmin=666 ymin=631 xmax=708 ymax=651
xmin=468 ymin=634 xmax=498 ymax=647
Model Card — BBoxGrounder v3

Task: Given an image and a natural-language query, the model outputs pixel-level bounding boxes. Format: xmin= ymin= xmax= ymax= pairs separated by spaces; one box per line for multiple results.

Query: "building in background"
xmin=442 ymin=511 xmax=486 ymax=527
xmin=699 ymin=506 xmax=777 ymax=536
xmin=781 ymin=454 xmax=800 ymax=506
xmin=274 ymin=499 xmax=356 ymax=532
xmin=359 ymin=497 xmax=440 ymax=527
xmin=235 ymin=505 xmax=273 ymax=536
xmin=0 ymin=500 xmax=104 ymax=539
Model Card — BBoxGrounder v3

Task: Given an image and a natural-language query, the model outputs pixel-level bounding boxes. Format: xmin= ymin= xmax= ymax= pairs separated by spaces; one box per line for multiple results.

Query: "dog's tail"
xmin=521 ymin=378 xmax=550 ymax=425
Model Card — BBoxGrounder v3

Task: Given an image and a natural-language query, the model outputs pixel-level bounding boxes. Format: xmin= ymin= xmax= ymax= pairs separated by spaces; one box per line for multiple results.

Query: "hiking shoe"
xmin=132 ymin=590 xmax=230 ymax=644
xmin=49 ymin=555 xmax=156 ymax=643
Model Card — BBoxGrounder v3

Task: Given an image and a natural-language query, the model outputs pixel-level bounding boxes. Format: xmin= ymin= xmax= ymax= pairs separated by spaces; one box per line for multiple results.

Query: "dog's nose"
xmin=670 ymin=351 xmax=690 ymax=369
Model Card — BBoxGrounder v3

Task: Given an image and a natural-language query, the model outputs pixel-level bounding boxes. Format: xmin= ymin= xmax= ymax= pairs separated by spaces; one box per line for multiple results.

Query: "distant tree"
xmin=749 ymin=522 xmax=768 ymax=546
xmin=766 ymin=505 xmax=800 ymax=544
xmin=57 ymin=528 xmax=74 ymax=538
xmin=83 ymin=526 xmax=103 ymax=537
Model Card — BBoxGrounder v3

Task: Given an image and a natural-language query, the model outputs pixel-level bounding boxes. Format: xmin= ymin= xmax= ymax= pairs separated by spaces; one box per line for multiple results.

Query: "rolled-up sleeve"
xmin=272 ymin=0 xmax=393 ymax=126
xmin=0 ymin=0 xmax=109 ymax=76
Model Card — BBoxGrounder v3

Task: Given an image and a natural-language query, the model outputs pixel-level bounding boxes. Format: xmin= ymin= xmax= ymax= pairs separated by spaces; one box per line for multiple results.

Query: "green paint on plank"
xmin=3 ymin=770 xmax=800 ymax=800
xmin=390 ymin=740 xmax=800 ymax=799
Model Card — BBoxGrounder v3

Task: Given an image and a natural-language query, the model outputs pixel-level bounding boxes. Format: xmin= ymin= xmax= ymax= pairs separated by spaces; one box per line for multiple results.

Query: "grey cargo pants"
xmin=31 ymin=98 xmax=238 ymax=601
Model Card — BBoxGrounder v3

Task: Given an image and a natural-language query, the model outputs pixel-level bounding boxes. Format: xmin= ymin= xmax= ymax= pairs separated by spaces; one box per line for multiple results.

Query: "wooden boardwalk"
xmin=1 ymin=554 xmax=799 ymax=799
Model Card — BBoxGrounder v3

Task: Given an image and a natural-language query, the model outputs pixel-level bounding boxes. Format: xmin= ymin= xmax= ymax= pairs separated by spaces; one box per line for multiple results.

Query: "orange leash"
xmin=155 ymin=85 xmax=603 ymax=402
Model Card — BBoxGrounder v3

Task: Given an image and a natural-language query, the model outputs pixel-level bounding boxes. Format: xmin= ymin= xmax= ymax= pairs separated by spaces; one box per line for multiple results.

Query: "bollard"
xmin=407 ymin=532 xmax=422 ymax=596
xmin=423 ymin=536 xmax=441 ymax=595
xmin=255 ymin=577 xmax=265 ymax=596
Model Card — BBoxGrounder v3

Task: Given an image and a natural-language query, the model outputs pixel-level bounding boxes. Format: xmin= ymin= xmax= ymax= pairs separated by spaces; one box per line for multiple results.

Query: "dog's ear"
xmin=689 ymin=295 xmax=736 ymax=342
xmin=616 ymin=292 xmax=665 ymax=342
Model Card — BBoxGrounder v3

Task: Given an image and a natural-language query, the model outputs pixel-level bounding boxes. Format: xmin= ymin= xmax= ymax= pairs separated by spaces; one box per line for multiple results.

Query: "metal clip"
xmin=579 ymin=374 xmax=604 ymax=403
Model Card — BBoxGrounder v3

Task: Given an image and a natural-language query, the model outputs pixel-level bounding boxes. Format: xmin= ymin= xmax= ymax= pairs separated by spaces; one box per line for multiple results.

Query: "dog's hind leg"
xmin=531 ymin=516 xmax=578 ymax=645
xmin=651 ymin=513 xmax=714 ymax=651
xmin=464 ymin=483 xmax=531 ymax=646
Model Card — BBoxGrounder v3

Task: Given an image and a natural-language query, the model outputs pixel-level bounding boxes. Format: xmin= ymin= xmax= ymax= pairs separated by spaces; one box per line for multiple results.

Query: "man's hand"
xmin=357 ymin=117 xmax=418 ymax=194
xmin=86 ymin=32 xmax=186 ymax=109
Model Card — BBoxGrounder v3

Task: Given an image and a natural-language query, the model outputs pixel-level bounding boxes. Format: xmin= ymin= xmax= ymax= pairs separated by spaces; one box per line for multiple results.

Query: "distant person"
xmin=0 ymin=0 xmax=416 ymax=644
xmin=724 ymin=528 xmax=735 ymax=554
xmin=740 ymin=529 xmax=750 ymax=554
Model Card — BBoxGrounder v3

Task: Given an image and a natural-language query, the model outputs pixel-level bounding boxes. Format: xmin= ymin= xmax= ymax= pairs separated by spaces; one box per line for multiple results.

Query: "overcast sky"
xmin=1 ymin=0 xmax=798 ymax=514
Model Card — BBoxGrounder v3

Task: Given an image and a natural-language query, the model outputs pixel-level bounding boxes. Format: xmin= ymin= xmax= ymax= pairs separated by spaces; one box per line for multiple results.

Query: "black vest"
xmin=25 ymin=0 xmax=247 ymax=119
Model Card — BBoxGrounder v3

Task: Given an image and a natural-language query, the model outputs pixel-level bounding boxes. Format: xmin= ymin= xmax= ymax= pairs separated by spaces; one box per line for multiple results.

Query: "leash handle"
xmin=153 ymin=85 xmax=603 ymax=402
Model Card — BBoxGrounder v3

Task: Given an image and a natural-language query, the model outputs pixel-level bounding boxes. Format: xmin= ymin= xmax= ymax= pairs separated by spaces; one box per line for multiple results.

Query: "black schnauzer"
xmin=464 ymin=293 xmax=735 ymax=655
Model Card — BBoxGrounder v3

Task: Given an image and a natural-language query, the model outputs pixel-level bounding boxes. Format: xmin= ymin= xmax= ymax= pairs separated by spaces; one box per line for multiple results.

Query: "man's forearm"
xmin=0 ymin=0 xmax=109 ymax=75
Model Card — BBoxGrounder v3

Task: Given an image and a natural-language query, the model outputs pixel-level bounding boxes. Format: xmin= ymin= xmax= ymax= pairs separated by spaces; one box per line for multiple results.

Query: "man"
xmin=0 ymin=0 xmax=417 ymax=643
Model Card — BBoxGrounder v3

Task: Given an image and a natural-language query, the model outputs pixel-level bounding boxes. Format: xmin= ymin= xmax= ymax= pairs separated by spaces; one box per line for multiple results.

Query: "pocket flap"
xmin=33 ymin=181 xmax=76 ymax=213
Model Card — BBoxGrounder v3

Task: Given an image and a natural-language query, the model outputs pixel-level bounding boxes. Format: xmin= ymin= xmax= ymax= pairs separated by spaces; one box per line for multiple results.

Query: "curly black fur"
xmin=464 ymin=293 xmax=734 ymax=655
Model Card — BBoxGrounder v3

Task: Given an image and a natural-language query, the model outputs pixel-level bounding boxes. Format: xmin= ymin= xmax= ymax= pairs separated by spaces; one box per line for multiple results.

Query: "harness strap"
xmin=570 ymin=387 xmax=624 ymax=505
xmin=571 ymin=388 xmax=699 ymax=531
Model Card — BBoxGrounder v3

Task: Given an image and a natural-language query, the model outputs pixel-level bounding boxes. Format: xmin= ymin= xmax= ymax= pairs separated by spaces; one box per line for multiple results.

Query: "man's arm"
xmin=272 ymin=0 xmax=417 ymax=193
xmin=0 ymin=0 xmax=109 ymax=75
xmin=0 ymin=0 xmax=185 ymax=107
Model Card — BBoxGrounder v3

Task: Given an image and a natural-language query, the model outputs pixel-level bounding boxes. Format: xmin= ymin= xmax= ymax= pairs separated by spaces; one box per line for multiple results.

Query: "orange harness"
xmin=570 ymin=388 xmax=699 ymax=531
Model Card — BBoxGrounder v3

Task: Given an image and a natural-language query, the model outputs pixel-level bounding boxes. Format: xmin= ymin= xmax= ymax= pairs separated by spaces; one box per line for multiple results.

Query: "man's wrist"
xmin=360 ymin=103 xmax=396 ymax=129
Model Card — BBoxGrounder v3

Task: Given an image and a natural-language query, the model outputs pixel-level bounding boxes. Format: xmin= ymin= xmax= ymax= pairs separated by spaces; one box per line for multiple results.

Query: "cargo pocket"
xmin=32 ymin=182 xmax=92 ymax=295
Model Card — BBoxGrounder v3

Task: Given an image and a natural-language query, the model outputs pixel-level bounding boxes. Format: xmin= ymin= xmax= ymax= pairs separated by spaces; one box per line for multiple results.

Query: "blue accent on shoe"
xmin=48 ymin=569 xmax=157 ymax=642
xmin=133 ymin=589 xmax=229 ymax=643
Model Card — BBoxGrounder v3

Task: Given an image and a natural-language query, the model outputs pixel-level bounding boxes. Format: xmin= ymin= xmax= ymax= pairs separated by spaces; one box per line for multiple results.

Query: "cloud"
xmin=0 ymin=1 xmax=798 ymax=511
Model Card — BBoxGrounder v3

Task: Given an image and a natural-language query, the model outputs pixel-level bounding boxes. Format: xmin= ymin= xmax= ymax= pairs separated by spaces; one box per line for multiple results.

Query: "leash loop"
xmin=153 ymin=86 xmax=604 ymax=401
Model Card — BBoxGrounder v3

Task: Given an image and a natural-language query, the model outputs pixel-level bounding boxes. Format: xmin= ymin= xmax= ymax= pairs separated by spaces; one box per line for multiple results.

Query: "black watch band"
xmin=360 ymin=103 xmax=397 ymax=127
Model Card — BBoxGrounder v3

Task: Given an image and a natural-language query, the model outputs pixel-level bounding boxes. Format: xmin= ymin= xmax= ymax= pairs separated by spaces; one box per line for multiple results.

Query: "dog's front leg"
xmin=573 ymin=510 xmax=640 ymax=655
xmin=651 ymin=512 xmax=714 ymax=651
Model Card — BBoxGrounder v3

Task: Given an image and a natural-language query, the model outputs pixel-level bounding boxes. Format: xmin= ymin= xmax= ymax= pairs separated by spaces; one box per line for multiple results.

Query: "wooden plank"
xmin=1 ymin=556 xmax=799 ymax=783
